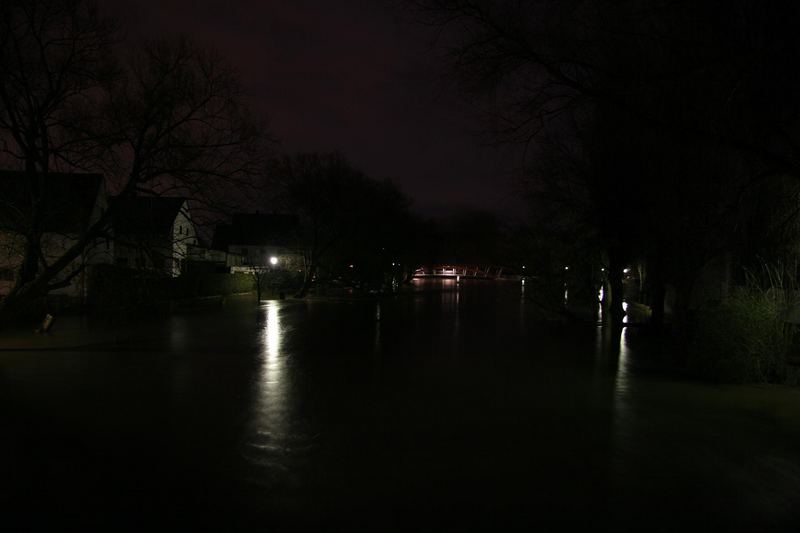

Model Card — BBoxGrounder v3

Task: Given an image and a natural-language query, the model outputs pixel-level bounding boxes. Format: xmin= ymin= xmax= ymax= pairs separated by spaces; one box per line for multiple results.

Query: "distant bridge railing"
xmin=413 ymin=265 xmax=520 ymax=280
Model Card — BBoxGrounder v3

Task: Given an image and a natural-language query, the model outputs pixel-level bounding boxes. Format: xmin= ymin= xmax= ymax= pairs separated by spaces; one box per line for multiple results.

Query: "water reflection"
xmin=256 ymin=302 xmax=287 ymax=427
xmin=374 ymin=301 xmax=382 ymax=354
xmin=597 ymin=287 xmax=604 ymax=324
xmin=440 ymin=281 xmax=461 ymax=350
xmin=263 ymin=302 xmax=283 ymax=385
xmin=610 ymin=325 xmax=634 ymax=500
xmin=6 ymin=286 xmax=800 ymax=528
xmin=243 ymin=301 xmax=294 ymax=483
xmin=614 ymin=327 xmax=631 ymax=395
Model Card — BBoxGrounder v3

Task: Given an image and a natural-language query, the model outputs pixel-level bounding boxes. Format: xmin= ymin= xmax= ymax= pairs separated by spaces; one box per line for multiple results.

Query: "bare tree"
xmin=0 ymin=0 xmax=269 ymax=322
xmin=414 ymin=0 xmax=800 ymax=329
xmin=266 ymin=153 xmax=414 ymax=297
xmin=0 ymin=0 xmax=117 ymax=291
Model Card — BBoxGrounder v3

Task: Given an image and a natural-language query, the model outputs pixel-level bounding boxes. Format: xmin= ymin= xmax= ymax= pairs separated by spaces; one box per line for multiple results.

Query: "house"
xmin=112 ymin=196 xmax=197 ymax=277
xmin=184 ymin=240 xmax=241 ymax=274
xmin=0 ymin=170 xmax=111 ymax=298
xmin=212 ymin=213 xmax=304 ymax=271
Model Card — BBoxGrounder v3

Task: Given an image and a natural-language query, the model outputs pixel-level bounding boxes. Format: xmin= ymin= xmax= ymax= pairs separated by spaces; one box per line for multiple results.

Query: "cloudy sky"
xmin=105 ymin=0 xmax=525 ymax=217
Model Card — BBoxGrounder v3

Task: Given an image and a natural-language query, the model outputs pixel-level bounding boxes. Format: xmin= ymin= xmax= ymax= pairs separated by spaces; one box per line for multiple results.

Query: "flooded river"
xmin=1 ymin=280 xmax=799 ymax=530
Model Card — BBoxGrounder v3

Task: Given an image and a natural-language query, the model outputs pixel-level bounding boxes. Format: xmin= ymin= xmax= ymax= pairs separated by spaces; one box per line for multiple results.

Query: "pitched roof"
xmin=112 ymin=196 xmax=188 ymax=235
xmin=212 ymin=213 xmax=298 ymax=250
xmin=0 ymin=170 xmax=103 ymax=233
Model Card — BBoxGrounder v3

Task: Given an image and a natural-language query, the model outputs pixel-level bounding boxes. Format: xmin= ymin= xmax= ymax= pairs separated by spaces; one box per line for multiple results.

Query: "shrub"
xmin=689 ymin=286 xmax=789 ymax=383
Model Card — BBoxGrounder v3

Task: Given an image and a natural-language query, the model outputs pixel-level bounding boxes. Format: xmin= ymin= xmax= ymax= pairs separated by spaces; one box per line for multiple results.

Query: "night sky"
xmin=105 ymin=0 xmax=523 ymax=218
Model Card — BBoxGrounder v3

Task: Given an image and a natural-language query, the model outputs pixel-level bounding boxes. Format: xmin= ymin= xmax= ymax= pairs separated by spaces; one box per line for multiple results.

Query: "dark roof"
xmin=212 ymin=213 xmax=298 ymax=250
xmin=0 ymin=170 xmax=103 ymax=233
xmin=112 ymin=196 xmax=188 ymax=235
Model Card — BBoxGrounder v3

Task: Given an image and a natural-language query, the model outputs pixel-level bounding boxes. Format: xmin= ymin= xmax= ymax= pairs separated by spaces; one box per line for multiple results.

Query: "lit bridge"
xmin=413 ymin=264 xmax=520 ymax=280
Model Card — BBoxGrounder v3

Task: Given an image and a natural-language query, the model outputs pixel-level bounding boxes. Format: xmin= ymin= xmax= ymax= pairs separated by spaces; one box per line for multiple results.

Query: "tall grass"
xmin=689 ymin=262 xmax=793 ymax=383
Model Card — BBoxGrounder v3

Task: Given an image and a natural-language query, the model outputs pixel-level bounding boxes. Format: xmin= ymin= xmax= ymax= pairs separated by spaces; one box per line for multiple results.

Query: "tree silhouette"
xmin=0 ymin=1 xmax=268 ymax=321
xmin=415 ymin=0 xmax=800 ymax=328
xmin=266 ymin=152 xmax=414 ymax=296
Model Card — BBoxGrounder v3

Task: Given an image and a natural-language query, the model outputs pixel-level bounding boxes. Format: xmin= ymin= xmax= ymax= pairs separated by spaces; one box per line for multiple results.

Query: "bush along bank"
xmin=86 ymin=265 xmax=303 ymax=313
xmin=687 ymin=285 xmax=792 ymax=384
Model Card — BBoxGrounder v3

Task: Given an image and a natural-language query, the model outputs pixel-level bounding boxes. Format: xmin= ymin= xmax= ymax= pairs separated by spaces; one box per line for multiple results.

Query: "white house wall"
xmin=0 ymin=180 xmax=112 ymax=298
xmin=172 ymin=202 xmax=197 ymax=276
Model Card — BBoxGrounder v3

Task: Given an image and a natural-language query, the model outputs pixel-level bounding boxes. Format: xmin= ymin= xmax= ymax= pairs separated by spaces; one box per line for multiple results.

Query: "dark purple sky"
xmin=106 ymin=0 xmax=524 ymax=217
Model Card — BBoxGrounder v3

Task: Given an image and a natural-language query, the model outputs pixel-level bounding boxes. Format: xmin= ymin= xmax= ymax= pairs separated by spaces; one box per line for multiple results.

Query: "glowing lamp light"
xmin=564 ymin=266 xmax=570 ymax=271
xmin=623 ymin=268 xmax=631 ymax=274
xmin=269 ymin=256 xmax=278 ymax=265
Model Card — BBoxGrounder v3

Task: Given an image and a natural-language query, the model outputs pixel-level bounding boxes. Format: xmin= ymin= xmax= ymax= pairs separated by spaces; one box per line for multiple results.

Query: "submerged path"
xmin=1 ymin=282 xmax=799 ymax=530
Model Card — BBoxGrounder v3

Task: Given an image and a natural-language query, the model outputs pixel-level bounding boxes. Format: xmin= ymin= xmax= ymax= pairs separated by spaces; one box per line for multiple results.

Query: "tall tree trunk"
xmin=650 ymin=278 xmax=667 ymax=330
xmin=255 ymin=276 xmax=262 ymax=302
xmin=403 ymin=265 xmax=415 ymax=284
xmin=13 ymin=233 xmax=42 ymax=291
xmin=672 ymin=278 xmax=694 ymax=336
xmin=608 ymin=247 xmax=626 ymax=331
xmin=0 ymin=211 xmax=111 ymax=325
xmin=648 ymin=259 xmax=667 ymax=330
xmin=295 ymin=263 xmax=317 ymax=298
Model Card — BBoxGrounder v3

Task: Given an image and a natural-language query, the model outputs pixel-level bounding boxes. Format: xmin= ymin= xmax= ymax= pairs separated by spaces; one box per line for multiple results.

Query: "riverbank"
xmin=0 ymin=293 xmax=261 ymax=351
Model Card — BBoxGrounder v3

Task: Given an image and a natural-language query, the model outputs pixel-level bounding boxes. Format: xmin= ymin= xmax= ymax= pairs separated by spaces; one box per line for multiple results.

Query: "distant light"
xmin=349 ymin=264 xmax=354 ymax=268
xmin=564 ymin=266 xmax=569 ymax=271
xmin=623 ymin=268 xmax=631 ymax=274
xmin=269 ymin=256 xmax=278 ymax=265
xmin=521 ymin=278 xmax=526 ymax=286
xmin=598 ymin=286 xmax=604 ymax=301
xmin=522 ymin=265 xmax=526 ymax=269
xmin=601 ymin=268 xmax=605 ymax=272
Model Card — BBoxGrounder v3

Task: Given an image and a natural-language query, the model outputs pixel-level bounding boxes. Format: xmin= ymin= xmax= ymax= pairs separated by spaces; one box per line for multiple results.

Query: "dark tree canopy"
xmin=416 ymin=0 xmax=800 ymax=327
xmin=266 ymin=152 xmax=415 ymax=296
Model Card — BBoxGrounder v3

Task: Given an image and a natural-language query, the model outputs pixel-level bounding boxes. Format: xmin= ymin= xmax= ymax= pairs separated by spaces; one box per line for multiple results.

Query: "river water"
xmin=1 ymin=279 xmax=799 ymax=530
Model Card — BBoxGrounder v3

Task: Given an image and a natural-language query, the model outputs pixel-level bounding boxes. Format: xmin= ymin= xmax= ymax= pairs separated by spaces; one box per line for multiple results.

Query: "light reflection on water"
xmin=610 ymin=325 xmax=635 ymax=506
xmin=374 ymin=301 xmax=382 ymax=354
xmin=614 ymin=326 xmax=631 ymax=395
xmin=4 ymin=287 xmax=800 ymax=528
xmin=263 ymin=302 xmax=282 ymax=384
xmin=440 ymin=280 xmax=461 ymax=352
xmin=242 ymin=301 xmax=296 ymax=481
